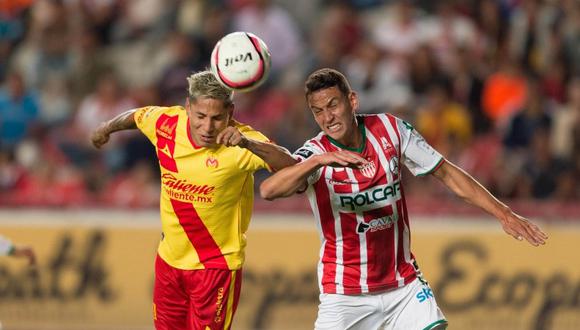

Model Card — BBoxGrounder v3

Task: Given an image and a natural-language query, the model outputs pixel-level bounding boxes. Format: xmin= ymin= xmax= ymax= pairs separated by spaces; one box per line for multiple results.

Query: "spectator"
xmin=503 ymin=79 xmax=551 ymax=150
xmin=416 ymin=79 xmax=472 ymax=159
xmin=482 ymin=57 xmax=528 ymax=125
xmin=551 ymin=77 xmax=580 ymax=161
xmin=232 ymin=0 xmax=304 ymax=77
xmin=0 ymin=71 xmax=40 ymax=149
xmin=344 ymin=39 xmax=411 ymax=113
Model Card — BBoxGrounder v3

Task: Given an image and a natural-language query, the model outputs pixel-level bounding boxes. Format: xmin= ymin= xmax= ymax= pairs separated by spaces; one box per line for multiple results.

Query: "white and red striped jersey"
xmin=293 ymin=114 xmax=444 ymax=295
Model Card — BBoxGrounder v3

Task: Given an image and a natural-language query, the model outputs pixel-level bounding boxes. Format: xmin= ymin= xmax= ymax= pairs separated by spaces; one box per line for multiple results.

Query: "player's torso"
xmin=313 ymin=115 xmax=404 ymax=232
xmin=152 ymin=110 xmax=254 ymax=269
xmin=308 ymin=114 xmax=416 ymax=294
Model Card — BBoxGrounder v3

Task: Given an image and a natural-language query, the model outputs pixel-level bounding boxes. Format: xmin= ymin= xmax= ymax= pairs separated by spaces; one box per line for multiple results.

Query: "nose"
xmin=319 ymin=108 xmax=333 ymax=123
xmin=201 ymin=118 xmax=214 ymax=134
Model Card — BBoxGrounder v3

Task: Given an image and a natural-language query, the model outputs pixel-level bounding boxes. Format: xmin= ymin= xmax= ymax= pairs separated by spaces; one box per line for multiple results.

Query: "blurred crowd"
xmin=0 ymin=0 xmax=578 ymax=208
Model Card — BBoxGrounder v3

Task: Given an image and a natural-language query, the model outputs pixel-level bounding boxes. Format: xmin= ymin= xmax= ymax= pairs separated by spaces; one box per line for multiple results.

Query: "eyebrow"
xmin=311 ymin=96 xmax=339 ymax=111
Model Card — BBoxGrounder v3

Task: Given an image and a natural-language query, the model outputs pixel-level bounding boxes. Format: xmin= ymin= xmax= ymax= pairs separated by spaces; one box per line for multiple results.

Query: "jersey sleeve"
xmin=0 ymin=235 xmax=13 ymax=256
xmin=134 ymin=106 xmax=167 ymax=143
xmin=237 ymin=124 xmax=272 ymax=172
xmin=292 ymin=140 xmax=325 ymax=185
xmin=396 ymin=117 xmax=444 ymax=176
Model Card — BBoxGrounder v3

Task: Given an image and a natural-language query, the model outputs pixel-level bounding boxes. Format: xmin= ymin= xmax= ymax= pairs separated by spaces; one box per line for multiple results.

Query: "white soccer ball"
xmin=210 ymin=31 xmax=271 ymax=92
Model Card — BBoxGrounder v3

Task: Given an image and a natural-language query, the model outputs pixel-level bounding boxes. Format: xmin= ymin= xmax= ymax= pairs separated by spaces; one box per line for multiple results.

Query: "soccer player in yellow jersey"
xmin=90 ymin=71 xmax=295 ymax=330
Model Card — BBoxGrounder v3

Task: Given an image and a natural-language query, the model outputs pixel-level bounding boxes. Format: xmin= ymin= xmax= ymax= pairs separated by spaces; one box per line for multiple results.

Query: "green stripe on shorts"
xmin=422 ymin=319 xmax=448 ymax=330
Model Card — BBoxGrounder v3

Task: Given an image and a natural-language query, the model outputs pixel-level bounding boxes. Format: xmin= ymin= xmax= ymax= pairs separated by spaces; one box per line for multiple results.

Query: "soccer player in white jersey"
xmin=260 ymin=68 xmax=548 ymax=330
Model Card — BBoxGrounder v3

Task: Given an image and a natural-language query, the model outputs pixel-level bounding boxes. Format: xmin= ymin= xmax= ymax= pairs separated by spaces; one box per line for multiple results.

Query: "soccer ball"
xmin=210 ymin=31 xmax=271 ymax=92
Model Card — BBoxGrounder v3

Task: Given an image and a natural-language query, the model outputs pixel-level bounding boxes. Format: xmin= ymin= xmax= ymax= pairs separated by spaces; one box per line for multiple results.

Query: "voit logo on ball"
xmin=211 ymin=31 xmax=272 ymax=92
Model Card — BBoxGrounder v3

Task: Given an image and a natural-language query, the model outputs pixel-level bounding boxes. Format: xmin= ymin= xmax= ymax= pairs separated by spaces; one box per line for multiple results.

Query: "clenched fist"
xmin=91 ymin=123 xmax=111 ymax=149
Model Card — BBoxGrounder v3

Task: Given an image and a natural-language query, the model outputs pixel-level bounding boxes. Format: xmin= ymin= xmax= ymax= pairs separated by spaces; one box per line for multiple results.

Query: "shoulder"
xmin=294 ymin=133 xmax=327 ymax=158
xmin=233 ymin=120 xmax=270 ymax=142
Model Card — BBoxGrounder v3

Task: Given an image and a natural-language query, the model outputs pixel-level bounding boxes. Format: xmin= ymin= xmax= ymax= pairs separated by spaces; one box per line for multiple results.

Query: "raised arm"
xmin=260 ymin=150 xmax=368 ymax=200
xmin=90 ymin=109 xmax=138 ymax=148
xmin=241 ymin=138 xmax=296 ymax=172
xmin=432 ymin=160 xmax=548 ymax=246
xmin=216 ymin=126 xmax=296 ymax=171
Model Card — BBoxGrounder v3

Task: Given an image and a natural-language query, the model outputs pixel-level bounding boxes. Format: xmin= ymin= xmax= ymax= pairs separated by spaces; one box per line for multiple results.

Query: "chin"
xmin=325 ymin=130 xmax=345 ymax=141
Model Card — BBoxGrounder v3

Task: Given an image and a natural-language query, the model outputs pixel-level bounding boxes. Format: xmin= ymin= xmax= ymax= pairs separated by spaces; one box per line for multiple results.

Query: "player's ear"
xmin=349 ymin=91 xmax=359 ymax=113
xmin=226 ymin=103 xmax=234 ymax=123
xmin=185 ymin=97 xmax=193 ymax=112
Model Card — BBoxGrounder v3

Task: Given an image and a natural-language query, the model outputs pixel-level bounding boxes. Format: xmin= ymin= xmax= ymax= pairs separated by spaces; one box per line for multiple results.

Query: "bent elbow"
xmin=259 ymin=181 xmax=277 ymax=201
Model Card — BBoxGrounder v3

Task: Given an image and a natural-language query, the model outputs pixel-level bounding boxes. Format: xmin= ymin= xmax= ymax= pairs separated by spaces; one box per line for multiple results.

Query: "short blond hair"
xmin=187 ymin=71 xmax=234 ymax=107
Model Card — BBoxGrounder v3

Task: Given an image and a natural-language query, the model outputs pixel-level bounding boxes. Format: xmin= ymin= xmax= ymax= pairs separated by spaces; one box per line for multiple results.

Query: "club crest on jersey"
xmin=206 ymin=156 xmax=219 ymax=168
xmin=359 ymin=160 xmax=376 ymax=178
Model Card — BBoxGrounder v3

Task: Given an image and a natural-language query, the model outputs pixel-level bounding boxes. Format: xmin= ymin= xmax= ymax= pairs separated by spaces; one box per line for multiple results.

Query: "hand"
xmin=91 ymin=123 xmax=111 ymax=149
xmin=315 ymin=150 xmax=368 ymax=168
xmin=499 ymin=211 xmax=548 ymax=246
xmin=12 ymin=245 xmax=36 ymax=266
xmin=216 ymin=126 xmax=248 ymax=147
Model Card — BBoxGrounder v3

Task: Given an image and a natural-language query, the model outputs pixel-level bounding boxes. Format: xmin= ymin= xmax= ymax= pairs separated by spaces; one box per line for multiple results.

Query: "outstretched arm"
xmin=260 ymin=150 xmax=368 ymax=200
xmin=432 ymin=160 xmax=548 ymax=246
xmin=90 ymin=109 xmax=138 ymax=148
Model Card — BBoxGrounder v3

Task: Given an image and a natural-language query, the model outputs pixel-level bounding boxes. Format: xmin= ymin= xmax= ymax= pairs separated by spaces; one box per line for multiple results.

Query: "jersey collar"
xmin=327 ymin=116 xmax=366 ymax=153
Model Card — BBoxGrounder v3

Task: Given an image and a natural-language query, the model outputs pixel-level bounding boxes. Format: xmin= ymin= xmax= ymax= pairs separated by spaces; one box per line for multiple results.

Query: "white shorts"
xmin=315 ymin=278 xmax=447 ymax=330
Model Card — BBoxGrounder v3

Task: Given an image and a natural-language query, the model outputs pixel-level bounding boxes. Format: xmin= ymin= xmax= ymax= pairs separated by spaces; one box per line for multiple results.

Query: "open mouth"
xmin=327 ymin=123 xmax=341 ymax=133
xmin=200 ymin=135 xmax=214 ymax=143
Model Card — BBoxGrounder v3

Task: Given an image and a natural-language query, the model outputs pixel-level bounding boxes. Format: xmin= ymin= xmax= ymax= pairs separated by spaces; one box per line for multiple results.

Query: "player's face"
xmin=186 ymin=97 xmax=233 ymax=148
xmin=307 ymin=86 xmax=358 ymax=145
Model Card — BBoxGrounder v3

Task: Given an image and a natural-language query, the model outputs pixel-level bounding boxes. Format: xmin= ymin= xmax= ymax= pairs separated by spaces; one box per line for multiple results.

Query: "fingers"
xmin=331 ymin=150 xmax=368 ymax=167
xmin=503 ymin=216 xmax=548 ymax=247
xmin=91 ymin=132 xmax=109 ymax=149
xmin=217 ymin=127 xmax=243 ymax=147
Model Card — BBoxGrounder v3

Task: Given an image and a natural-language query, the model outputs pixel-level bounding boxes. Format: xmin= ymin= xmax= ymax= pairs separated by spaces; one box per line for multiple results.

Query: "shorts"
xmin=153 ymin=255 xmax=242 ymax=330
xmin=315 ymin=277 xmax=447 ymax=330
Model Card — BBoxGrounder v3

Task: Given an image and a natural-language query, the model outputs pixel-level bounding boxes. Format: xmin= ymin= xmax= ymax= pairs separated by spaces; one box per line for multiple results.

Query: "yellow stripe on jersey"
xmin=134 ymin=106 xmax=271 ymax=270
xmin=223 ymin=270 xmax=238 ymax=330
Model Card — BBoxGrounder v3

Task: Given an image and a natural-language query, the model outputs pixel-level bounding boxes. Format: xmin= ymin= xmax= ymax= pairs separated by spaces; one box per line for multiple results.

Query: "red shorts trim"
xmin=153 ymin=255 xmax=242 ymax=330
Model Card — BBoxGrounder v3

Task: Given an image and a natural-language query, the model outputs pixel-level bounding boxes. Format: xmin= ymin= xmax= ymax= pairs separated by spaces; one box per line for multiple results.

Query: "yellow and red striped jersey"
xmin=135 ymin=105 xmax=270 ymax=270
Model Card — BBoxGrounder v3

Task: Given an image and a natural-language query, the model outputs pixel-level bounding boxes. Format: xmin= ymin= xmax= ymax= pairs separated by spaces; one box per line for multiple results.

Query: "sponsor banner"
xmin=0 ymin=213 xmax=578 ymax=330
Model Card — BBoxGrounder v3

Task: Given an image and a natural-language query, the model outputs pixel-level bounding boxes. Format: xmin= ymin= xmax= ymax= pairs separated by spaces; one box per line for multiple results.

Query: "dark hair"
xmin=305 ymin=68 xmax=352 ymax=98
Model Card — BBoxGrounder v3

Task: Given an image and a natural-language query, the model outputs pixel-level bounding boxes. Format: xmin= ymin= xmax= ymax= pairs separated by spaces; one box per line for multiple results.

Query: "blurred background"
xmin=0 ymin=0 xmax=578 ymax=329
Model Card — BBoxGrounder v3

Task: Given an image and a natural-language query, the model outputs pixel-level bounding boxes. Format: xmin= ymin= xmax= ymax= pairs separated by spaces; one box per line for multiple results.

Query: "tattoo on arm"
xmin=103 ymin=109 xmax=137 ymax=134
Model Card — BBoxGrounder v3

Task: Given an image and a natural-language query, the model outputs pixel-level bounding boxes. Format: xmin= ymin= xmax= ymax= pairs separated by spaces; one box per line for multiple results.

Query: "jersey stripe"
xmin=314 ymin=167 xmax=337 ymax=293
xmin=327 ymin=166 xmax=345 ymax=294
xmin=368 ymin=118 xmax=406 ymax=287
xmin=169 ymin=199 xmax=228 ymax=269
xmin=155 ymin=115 xmax=178 ymax=172
xmin=386 ymin=114 xmax=402 ymax=159
xmin=345 ymin=168 xmax=366 ymax=293
xmin=339 ymin=211 xmax=361 ymax=294
xmin=368 ymin=115 xmax=400 ymax=181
